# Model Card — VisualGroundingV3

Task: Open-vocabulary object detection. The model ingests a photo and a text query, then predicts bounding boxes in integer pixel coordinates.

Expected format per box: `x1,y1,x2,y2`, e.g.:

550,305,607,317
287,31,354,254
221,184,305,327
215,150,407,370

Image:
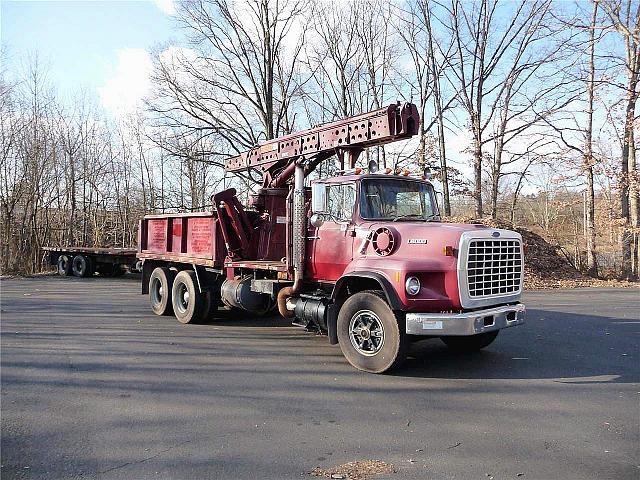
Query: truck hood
356,221,497,257
347,221,523,311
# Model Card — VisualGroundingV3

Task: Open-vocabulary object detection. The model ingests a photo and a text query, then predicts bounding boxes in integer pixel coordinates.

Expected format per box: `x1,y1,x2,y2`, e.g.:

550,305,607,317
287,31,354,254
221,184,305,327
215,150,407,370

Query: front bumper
405,303,525,336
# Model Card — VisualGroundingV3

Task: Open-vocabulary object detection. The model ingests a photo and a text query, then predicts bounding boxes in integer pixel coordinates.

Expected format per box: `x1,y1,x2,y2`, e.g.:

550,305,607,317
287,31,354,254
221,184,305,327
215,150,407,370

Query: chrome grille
467,239,522,297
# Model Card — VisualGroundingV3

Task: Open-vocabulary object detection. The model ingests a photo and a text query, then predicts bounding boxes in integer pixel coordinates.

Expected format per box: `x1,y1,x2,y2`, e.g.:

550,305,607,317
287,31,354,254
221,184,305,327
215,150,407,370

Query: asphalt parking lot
1,276,638,480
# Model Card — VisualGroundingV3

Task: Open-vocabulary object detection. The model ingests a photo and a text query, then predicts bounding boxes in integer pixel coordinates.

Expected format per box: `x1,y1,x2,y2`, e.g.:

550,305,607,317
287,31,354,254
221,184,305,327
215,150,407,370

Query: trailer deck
43,246,138,278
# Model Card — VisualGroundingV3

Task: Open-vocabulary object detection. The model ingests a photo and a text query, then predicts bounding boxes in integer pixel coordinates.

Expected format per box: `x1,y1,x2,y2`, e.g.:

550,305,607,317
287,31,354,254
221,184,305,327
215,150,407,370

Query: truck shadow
394,308,639,383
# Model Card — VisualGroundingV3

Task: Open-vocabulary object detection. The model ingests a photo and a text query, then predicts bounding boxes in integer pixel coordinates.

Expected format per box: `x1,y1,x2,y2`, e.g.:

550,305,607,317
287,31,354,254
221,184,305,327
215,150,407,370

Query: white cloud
99,48,152,116
152,0,176,15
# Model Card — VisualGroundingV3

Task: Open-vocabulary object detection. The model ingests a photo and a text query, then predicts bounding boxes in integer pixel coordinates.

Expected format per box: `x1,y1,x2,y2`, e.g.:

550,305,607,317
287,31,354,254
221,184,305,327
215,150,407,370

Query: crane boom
225,102,419,187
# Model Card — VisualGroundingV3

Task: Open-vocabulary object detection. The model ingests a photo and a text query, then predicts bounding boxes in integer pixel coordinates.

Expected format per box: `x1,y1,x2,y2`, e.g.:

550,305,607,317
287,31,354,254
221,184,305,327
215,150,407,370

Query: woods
1,0,638,279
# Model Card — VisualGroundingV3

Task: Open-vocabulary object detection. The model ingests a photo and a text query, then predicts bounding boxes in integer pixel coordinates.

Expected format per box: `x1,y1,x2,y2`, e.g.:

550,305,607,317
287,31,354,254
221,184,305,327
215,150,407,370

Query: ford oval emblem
492,231,500,237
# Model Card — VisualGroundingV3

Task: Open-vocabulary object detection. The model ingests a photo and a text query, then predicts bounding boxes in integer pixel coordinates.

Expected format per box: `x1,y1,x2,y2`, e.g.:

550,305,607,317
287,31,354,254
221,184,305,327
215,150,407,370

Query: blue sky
1,0,177,111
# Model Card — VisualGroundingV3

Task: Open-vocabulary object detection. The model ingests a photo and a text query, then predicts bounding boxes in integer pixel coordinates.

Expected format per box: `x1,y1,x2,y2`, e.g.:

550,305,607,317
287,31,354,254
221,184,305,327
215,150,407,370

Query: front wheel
337,291,408,373
441,330,499,352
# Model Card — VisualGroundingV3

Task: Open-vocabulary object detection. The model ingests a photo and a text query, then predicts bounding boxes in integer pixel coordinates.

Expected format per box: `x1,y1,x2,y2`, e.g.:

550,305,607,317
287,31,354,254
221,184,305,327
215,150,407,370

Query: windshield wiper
391,213,440,222
392,213,425,222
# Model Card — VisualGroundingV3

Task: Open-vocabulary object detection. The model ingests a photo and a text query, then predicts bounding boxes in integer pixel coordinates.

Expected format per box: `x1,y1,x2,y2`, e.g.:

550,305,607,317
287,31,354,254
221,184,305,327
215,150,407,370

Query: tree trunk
629,126,639,277
585,1,598,277
620,34,638,278
434,94,451,216
585,166,598,276
472,120,483,218
490,146,501,220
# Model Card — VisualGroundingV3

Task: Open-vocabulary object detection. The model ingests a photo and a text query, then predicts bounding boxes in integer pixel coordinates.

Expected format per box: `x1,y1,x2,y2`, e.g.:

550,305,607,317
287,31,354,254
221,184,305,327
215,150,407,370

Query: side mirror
312,183,328,213
309,213,325,228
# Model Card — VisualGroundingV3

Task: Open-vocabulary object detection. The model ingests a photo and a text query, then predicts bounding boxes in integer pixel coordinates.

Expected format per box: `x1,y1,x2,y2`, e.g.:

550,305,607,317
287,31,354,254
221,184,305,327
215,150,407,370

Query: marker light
405,276,421,296
443,245,454,256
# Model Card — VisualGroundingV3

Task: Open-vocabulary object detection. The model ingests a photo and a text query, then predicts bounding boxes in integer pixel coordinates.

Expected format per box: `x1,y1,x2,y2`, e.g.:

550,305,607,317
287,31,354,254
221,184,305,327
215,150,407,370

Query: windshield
360,178,440,221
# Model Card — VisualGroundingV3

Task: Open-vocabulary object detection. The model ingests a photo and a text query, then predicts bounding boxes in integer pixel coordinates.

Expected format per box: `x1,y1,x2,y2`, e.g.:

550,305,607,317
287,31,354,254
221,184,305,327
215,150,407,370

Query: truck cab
303,173,525,372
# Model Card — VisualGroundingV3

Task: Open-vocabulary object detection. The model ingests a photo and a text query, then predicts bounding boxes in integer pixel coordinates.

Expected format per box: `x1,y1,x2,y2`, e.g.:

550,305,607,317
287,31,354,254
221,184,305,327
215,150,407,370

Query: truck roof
317,174,431,185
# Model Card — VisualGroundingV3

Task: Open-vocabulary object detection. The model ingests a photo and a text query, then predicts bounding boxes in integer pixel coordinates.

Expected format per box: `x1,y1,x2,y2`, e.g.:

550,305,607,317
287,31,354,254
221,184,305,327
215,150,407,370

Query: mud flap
327,303,338,345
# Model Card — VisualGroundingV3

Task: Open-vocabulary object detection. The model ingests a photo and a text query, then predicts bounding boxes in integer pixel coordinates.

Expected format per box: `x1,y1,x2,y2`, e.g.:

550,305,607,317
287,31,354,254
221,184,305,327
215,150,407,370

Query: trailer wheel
337,291,408,373
149,267,175,316
112,265,126,277
171,270,209,324
100,264,125,277
57,255,72,276
97,264,115,277
441,331,499,352
72,255,94,278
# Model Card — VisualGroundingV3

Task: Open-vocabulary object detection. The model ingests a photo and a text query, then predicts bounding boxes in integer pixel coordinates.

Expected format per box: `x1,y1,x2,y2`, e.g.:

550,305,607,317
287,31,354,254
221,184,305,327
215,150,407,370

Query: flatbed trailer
43,246,139,278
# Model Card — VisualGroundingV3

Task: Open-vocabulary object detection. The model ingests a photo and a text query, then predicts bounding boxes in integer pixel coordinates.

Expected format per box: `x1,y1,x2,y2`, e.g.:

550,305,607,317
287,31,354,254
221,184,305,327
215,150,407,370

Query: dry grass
310,460,396,480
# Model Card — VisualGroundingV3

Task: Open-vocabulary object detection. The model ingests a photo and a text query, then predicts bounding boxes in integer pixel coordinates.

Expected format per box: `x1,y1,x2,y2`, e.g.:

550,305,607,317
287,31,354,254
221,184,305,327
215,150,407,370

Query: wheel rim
175,282,189,314
349,310,385,356
151,278,163,306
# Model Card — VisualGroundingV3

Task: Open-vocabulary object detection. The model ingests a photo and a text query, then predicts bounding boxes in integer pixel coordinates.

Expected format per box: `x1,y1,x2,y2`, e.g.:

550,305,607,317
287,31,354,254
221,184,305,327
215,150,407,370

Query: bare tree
395,0,455,214
355,0,398,168
443,0,573,218
305,1,364,120
150,0,307,157
600,0,639,278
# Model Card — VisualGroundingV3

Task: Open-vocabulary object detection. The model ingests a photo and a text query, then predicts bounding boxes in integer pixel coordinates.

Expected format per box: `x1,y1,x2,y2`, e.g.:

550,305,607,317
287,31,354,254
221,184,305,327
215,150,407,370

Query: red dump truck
137,103,525,373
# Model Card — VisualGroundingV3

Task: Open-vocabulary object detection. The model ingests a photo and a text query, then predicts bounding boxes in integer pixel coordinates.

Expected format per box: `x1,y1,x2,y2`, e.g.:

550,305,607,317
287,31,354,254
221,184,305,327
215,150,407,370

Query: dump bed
137,212,226,268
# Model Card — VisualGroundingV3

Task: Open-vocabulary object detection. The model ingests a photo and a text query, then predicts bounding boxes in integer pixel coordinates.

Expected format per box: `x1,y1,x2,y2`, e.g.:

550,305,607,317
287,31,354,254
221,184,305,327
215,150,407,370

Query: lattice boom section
467,239,523,297
224,103,419,173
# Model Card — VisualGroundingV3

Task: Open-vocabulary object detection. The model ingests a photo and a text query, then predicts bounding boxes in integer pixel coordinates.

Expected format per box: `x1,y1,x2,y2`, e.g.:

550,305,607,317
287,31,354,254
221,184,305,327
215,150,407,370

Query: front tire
441,330,499,352
171,270,209,324
149,267,175,316
337,291,408,373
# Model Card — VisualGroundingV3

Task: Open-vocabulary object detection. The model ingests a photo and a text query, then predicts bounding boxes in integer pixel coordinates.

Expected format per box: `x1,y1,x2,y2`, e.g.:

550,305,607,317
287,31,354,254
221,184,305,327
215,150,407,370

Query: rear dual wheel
149,267,175,316
71,255,94,278
171,270,211,324
57,255,72,276
149,268,211,324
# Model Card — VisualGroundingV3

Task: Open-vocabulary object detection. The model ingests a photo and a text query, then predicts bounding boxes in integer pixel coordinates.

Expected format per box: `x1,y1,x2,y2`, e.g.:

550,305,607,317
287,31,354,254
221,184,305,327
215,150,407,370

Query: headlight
405,276,420,296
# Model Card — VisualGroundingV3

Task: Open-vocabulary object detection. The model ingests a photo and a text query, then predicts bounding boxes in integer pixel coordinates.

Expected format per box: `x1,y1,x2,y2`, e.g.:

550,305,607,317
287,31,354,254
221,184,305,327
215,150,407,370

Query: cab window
326,183,356,222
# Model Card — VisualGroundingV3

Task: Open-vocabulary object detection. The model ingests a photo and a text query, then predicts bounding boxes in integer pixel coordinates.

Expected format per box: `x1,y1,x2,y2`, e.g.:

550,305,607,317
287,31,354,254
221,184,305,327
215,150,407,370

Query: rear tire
72,255,94,278
149,267,175,316
57,255,72,276
171,270,209,324
441,330,499,352
337,291,408,373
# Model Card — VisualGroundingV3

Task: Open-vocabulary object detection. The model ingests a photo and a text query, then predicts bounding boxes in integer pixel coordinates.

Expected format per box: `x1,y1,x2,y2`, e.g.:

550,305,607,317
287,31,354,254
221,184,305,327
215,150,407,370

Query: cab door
307,182,356,281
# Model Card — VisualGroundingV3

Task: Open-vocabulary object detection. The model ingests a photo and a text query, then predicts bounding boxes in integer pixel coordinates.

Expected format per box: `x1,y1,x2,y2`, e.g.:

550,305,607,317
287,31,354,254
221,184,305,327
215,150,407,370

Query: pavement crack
98,440,192,475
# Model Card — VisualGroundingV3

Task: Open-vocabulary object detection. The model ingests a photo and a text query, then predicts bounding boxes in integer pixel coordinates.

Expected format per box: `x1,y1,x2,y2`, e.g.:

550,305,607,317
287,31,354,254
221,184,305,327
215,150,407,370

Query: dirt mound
445,217,637,289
